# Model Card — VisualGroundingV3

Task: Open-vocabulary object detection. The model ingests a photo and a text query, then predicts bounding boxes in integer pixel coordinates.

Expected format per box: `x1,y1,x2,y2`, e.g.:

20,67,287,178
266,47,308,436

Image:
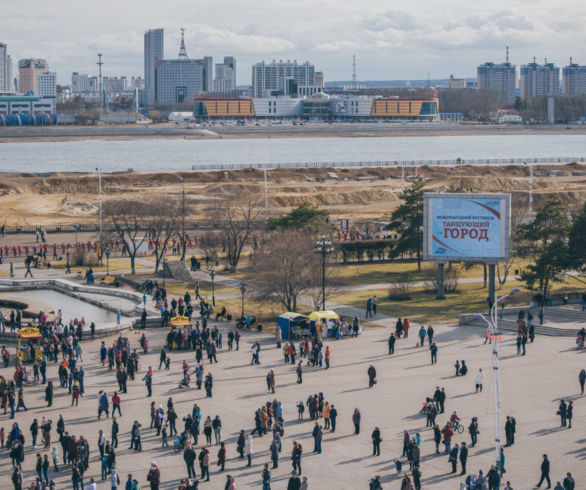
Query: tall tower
178,28,188,59
144,28,164,104
97,53,104,110
0,43,8,92
352,54,356,85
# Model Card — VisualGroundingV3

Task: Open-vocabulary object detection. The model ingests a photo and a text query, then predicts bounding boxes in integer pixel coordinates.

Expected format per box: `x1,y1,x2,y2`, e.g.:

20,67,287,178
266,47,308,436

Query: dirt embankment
1,163,585,226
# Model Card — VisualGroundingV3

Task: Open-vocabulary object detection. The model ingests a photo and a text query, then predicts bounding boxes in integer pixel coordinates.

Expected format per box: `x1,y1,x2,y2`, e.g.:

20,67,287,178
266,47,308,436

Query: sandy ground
0,317,584,489
1,123,586,143
1,163,586,227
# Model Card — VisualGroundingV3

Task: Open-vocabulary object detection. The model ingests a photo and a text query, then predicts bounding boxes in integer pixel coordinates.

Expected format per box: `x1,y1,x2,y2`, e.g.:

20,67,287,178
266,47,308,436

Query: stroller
173,432,188,452
178,373,191,389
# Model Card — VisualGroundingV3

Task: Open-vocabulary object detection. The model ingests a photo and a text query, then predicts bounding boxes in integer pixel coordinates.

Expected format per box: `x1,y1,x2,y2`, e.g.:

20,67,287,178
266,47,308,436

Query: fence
1,222,220,235
191,156,586,171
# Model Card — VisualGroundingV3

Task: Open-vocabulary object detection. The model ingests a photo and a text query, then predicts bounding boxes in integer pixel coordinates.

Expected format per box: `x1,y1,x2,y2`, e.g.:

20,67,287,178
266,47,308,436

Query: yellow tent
308,310,339,335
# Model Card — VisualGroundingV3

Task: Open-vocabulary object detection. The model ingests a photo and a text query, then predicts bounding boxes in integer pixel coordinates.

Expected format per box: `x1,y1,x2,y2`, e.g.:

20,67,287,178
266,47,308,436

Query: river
1,133,585,173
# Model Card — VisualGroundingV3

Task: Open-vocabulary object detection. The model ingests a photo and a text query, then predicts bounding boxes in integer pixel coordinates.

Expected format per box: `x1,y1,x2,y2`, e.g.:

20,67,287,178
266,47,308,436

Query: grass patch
329,278,584,324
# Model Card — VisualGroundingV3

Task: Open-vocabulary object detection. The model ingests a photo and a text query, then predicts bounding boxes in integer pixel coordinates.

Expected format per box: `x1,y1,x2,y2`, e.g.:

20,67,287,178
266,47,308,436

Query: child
161,424,168,448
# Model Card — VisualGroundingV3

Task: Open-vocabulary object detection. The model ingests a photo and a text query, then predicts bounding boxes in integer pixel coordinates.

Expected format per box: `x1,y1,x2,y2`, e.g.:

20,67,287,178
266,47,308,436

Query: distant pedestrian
367,365,376,387
475,369,485,393
352,408,361,434
536,454,551,489
430,343,438,364
579,369,585,395
388,334,395,355
371,427,382,456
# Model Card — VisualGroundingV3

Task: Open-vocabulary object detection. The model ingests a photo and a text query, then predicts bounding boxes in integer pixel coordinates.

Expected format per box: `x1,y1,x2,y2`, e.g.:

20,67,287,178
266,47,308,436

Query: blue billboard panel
423,193,511,262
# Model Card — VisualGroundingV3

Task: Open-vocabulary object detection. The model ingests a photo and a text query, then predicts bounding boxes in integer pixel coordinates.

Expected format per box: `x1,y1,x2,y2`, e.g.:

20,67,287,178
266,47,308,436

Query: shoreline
1,122,586,143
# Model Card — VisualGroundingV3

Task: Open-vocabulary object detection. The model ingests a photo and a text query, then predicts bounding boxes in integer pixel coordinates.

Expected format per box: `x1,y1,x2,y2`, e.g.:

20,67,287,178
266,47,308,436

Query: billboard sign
423,193,511,263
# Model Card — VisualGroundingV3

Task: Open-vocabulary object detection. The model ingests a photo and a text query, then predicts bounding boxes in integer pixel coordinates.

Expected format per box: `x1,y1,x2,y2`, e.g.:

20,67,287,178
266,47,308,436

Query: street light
162,258,168,288
209,268,216,306
474,287,520,475
395,160,404,193
74,224,79,245
239,282,247,320
105,247,111,276
523,161,533,218
314,234,334,311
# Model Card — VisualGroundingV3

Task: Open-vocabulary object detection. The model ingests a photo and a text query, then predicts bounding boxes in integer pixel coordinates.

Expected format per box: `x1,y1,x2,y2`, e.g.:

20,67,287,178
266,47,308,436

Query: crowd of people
0,275,583,490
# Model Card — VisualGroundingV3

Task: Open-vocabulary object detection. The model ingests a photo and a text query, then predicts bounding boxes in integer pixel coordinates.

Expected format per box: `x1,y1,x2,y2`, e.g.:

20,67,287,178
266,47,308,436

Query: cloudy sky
2,0,585,85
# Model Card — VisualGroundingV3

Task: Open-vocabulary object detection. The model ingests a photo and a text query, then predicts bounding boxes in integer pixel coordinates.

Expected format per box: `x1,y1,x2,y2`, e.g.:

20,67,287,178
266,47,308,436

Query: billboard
423,193,511,263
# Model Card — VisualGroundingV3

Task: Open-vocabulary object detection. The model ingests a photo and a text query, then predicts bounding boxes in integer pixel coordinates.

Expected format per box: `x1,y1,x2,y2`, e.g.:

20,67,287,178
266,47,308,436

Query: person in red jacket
441,423,454,454
147,461,160,490
112,392,122,416
403,318,410,338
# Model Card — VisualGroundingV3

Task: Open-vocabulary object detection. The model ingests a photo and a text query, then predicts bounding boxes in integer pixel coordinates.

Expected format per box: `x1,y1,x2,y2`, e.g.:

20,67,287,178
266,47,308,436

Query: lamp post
314,234,334,311
523,161,533,218
74,224,79,245
209,268,216,306
105,247,111,276
239,282,247,320
474,287,520,475
162,258,168,288
395,160,404,193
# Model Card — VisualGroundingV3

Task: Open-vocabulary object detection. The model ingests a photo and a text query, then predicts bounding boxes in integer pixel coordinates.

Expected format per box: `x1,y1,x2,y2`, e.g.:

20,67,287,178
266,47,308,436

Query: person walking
288,472,301,490
475,369,485,393
147,462,160,490
468,417,479,447
430,343,438,364
330,405,338,432
388,333,395,355
245,434,253,467
367,365,377,387
459,442,468,475
217,442,226,471
371,427,382,456
563,472,575,490
536,454,551,489
579,369,586,395
366,297,373,318
418,326,426,347
433,424,441,454
567,401,573,429
183,444,196,479
296,362,303,384
199,448,210,482
352,408,361,435
558,400,567,427
449,443,459,473
505,416,514,446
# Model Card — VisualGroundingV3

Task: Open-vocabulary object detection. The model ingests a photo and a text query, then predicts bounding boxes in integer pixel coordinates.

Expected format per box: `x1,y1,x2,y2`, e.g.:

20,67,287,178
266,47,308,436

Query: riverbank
1,121,586,142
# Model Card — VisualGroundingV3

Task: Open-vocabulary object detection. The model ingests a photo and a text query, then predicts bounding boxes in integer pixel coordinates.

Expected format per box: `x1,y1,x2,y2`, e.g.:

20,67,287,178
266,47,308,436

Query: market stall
167,316,191,350
309,310,340,338
17,327,43,362
277,313,310,340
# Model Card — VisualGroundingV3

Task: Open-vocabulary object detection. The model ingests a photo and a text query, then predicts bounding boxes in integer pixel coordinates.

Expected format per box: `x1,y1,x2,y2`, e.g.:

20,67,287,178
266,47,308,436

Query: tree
517,196,569,300
496,211,522,289
568,200,586,271
198,231,220,263
267,203,329,232
250,230,319,311
215,193,263,272
147,199,180,273
103,199,156,275
386,180,425,270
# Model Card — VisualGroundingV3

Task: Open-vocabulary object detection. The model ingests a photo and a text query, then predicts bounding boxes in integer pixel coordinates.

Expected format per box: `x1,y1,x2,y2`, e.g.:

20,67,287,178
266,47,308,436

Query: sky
2,0,585,85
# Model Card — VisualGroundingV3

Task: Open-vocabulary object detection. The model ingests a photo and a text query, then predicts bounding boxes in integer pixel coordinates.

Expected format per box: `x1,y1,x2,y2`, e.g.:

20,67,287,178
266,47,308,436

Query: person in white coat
245,435,253,467
475,369,485,393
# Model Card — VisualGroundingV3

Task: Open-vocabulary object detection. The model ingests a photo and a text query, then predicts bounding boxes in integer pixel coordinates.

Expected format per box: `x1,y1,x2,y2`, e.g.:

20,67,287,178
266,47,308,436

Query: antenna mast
178,28,188,59
97,53,104,111
352,54,356,85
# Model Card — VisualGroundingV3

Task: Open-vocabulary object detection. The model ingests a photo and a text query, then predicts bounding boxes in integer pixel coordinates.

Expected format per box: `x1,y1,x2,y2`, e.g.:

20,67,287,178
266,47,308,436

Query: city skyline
2,0,585,85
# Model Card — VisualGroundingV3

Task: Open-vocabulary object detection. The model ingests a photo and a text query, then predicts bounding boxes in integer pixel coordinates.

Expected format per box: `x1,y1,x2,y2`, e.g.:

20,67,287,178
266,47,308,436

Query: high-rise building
448,75,467,89
0,43,10,92
314,71,325,89
144,28,164,104
37,71,57,97
520,59,559,98
103,76,127,94
6,55,12,92
18,58,48,95
202,56,213,92
213,57,236,93
477,62,516,103
72,72,90,94
562,59,586,95
252,60,316,98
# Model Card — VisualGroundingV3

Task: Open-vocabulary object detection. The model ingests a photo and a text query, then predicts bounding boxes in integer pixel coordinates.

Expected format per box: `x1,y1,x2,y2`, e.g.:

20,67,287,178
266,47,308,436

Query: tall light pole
209,268,216,306
239,282,247,320
263,168,269,220
96,167,103,247
395,160,404,193
105,247,111,276
178,176,186,261
97,53,104,112
314,234,334,311
475,287,520,475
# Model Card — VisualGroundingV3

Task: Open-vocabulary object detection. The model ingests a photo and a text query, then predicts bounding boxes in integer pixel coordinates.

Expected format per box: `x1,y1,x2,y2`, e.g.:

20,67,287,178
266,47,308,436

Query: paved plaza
1,315,585,489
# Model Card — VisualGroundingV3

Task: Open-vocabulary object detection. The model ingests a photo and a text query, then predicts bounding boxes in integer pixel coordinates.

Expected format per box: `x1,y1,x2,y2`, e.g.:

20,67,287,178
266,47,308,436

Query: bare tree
198,230,220,263
147,198,180,273
103,199,156,275
496,212,522,289
215,193,264,272
250,230,319,311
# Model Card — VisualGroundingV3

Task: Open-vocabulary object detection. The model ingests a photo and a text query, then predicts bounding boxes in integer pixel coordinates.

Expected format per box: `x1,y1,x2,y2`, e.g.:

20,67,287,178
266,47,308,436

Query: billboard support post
436,263,445,299
488,264,496,311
